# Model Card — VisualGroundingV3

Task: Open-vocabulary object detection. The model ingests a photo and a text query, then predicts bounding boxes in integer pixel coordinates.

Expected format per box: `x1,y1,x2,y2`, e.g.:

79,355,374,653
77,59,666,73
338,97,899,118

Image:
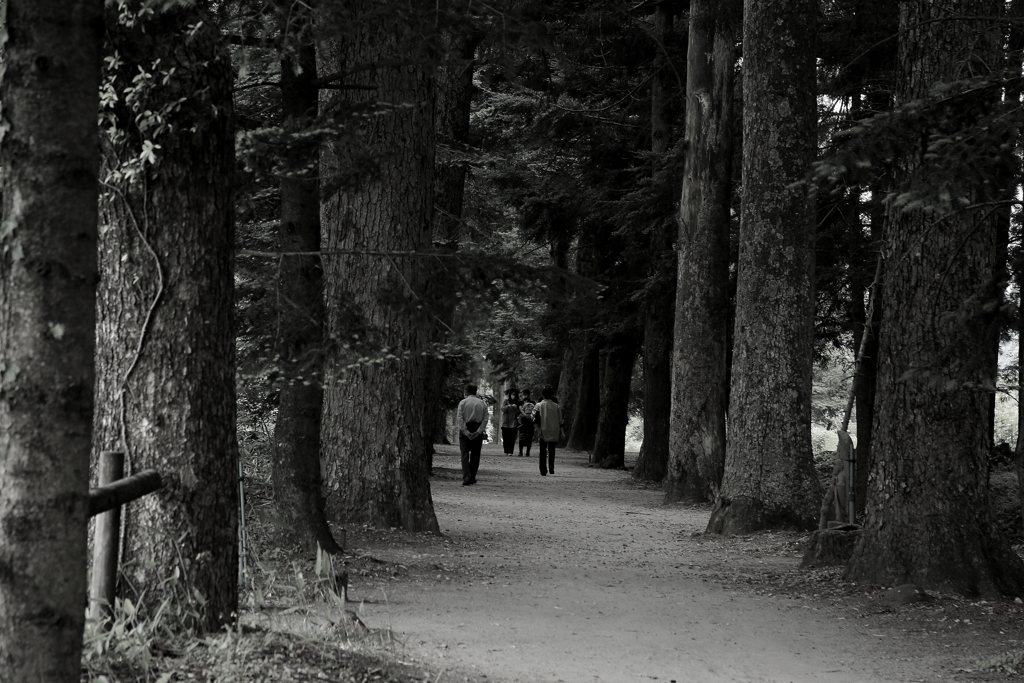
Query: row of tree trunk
2,0,243,676
663,0,1022,594
553,0,1024,597
6,6,1024,681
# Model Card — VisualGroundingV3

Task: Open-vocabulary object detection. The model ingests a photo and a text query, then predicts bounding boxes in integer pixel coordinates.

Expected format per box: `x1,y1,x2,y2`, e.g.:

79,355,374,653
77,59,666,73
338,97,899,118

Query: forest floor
121,443,1024,683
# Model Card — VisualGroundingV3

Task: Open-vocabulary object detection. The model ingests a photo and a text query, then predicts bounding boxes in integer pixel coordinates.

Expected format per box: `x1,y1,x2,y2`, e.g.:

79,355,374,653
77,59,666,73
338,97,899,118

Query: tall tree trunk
94,4,238,629
426,30,479,460
593,332,640,468
846,0,1024,597
665,0,739,503
852,185,887,509
270,24,341,556
434,32,477,250
634,3,678,483
319,8,440,532
1012,0,1024,540
557,336,584,445
1018,314,1024,536
850,272,881,511
706,0,821,533
563,227,608,450
544,235,572,393
567,339,602,452
990,191,1010,450
0,0,99,676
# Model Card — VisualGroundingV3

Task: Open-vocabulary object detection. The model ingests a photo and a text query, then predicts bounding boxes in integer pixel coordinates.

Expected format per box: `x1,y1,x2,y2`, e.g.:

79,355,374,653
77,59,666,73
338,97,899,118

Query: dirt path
341,443,1019,683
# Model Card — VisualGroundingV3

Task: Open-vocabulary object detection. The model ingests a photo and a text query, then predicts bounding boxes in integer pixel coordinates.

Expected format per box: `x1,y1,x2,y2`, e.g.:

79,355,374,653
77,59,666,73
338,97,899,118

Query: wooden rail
89,469,162,517
88,451,163,626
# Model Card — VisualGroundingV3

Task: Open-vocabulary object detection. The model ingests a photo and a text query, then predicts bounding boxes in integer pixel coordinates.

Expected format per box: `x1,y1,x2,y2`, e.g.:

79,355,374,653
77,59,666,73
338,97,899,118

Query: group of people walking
500,388,535,458
456,383,563,485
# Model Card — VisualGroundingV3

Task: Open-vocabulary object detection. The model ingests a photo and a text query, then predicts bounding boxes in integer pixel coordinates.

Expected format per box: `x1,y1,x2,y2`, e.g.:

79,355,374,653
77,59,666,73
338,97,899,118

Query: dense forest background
4,0,1024,679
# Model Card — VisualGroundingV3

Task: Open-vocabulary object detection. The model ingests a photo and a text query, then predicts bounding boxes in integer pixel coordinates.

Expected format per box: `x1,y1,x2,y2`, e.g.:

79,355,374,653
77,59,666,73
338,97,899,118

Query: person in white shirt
456,383,488,485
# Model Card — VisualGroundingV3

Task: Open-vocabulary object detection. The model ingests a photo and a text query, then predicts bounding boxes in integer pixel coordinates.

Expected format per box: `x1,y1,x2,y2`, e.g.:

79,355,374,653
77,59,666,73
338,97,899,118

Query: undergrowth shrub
82,571,204,682
83,544,380,682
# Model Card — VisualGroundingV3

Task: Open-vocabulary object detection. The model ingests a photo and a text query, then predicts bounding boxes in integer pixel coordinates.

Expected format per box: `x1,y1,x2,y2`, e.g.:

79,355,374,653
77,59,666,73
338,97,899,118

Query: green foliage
235,108,383,191
101,0,229,185
465,1,688,392
993,394,1018,449
810,348,859,476
226,0,577,413
818,0,897,103
815,72,1018,219
478,293,556,388
811,348,854,432
812,5,1023,381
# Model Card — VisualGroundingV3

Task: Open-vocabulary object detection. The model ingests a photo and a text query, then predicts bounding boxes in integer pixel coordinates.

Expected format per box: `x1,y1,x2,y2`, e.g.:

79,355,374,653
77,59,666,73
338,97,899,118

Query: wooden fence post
89,450,124,627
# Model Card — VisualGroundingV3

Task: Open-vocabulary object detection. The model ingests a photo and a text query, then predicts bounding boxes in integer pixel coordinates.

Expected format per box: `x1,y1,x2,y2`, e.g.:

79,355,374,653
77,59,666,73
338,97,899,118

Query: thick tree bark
990,200,1010,450
1018,438,1024,539
1011,301,1019,536
850,258,882,511
319,7,440,533
846,0,1024,597
557,337,584,445
638,294,674,480
434,32,478,250
1009,0,1024,539
634,3,678,483
593,331,640,468
425,31,479,461
544,236,572,394
271,28,341,556
93,5,238,630
707,0,821,533
567,339,602,452
665,0,738,503
0,0,99,676
851,189,887,509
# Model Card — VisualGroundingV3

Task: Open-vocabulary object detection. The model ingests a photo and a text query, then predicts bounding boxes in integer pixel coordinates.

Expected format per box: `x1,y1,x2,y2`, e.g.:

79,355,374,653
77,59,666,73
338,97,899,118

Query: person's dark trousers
518,425,534,457
460,422,483,484
539,438,555,475
460,434,483,483
501,427,517,454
